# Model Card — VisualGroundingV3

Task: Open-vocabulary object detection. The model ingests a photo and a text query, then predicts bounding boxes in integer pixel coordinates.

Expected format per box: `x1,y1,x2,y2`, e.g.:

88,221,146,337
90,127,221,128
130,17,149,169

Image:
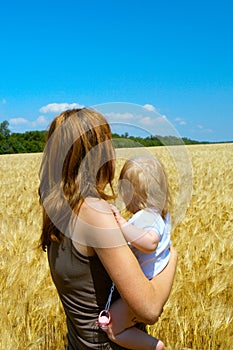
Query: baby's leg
107,298,164,350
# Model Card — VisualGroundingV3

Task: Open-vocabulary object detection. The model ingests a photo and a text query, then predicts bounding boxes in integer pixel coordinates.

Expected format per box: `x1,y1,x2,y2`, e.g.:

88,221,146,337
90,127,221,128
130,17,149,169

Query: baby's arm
111,205,159,254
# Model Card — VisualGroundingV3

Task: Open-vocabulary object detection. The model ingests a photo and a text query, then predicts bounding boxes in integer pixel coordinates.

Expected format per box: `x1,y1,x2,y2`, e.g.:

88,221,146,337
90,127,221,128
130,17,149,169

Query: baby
99,156,172,350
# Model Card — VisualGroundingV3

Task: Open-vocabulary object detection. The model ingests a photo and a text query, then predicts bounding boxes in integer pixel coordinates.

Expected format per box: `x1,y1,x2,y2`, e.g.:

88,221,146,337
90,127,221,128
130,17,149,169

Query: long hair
39,108,116,251
118,156,171,218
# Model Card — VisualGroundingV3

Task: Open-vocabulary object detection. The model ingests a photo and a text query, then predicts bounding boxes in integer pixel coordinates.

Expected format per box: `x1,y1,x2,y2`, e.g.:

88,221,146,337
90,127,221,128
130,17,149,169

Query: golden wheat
0,144,232,350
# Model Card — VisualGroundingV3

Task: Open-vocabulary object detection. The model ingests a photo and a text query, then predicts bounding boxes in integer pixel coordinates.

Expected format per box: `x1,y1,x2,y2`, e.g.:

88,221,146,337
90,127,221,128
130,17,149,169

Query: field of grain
0,143,232,350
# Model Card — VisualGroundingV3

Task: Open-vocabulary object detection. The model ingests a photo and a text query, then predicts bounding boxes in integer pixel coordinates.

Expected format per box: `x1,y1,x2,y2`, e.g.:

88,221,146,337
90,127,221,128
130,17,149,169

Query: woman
39,108,177,349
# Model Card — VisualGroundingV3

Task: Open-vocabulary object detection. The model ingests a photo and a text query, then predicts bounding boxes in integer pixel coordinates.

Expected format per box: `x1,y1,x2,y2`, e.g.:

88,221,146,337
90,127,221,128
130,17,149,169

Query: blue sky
0,0,232,142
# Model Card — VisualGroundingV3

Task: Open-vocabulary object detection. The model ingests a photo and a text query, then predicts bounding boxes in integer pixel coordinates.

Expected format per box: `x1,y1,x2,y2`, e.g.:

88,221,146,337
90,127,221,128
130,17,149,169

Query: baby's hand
110,205,127,227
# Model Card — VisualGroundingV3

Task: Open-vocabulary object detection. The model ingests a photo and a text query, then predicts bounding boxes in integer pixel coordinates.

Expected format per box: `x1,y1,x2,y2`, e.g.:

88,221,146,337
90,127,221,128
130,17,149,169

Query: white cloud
9,115,48,131
2,98,7,104
140,116,153,126
174,117,187,125
197,124,213,133
10,117,28,125
31,115,48,127
143,104,156,112
105,110,170,132
105,112,134,121
36,115,47,124
140,115,169,128
159,115,168,120
40,102,84,114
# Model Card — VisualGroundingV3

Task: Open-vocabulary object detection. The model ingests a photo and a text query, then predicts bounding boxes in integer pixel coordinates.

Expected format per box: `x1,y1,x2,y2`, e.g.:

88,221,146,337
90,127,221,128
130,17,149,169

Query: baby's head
118,156,170,217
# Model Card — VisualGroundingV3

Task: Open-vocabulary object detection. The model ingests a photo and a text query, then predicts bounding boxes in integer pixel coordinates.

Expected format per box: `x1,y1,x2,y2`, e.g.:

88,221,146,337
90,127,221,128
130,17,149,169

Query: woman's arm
149,245,178,322
79,199,178,325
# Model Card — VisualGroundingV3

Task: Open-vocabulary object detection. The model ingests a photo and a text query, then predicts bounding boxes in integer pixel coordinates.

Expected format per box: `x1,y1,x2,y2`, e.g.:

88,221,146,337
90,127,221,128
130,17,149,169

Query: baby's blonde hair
118,156,171,218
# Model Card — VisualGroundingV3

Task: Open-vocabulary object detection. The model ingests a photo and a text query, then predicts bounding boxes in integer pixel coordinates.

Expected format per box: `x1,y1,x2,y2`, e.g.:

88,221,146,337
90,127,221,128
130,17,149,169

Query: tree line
0,121,47,154
0,120,207,154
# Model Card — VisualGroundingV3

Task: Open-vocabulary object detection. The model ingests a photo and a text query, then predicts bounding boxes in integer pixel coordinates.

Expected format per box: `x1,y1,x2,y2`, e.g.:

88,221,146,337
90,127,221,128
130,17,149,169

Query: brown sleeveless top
47,237,128,349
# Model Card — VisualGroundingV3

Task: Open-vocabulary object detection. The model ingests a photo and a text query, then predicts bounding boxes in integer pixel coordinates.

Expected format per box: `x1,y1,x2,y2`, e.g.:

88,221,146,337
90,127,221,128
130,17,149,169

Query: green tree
0,120,10,139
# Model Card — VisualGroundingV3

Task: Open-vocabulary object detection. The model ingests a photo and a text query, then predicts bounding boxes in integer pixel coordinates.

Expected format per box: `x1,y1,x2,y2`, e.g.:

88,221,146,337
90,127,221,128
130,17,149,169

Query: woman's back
48,237,125,349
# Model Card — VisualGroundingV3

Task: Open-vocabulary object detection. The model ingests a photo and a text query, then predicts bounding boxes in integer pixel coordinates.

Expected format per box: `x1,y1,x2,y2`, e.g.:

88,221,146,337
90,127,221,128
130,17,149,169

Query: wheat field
0,143,232,350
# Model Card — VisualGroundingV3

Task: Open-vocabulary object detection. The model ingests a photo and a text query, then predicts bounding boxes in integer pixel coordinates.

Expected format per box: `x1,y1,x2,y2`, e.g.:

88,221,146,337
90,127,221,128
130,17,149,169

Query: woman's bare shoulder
79,197,114,228
83,197,112,212
76,197,125,248
81,197,112,219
